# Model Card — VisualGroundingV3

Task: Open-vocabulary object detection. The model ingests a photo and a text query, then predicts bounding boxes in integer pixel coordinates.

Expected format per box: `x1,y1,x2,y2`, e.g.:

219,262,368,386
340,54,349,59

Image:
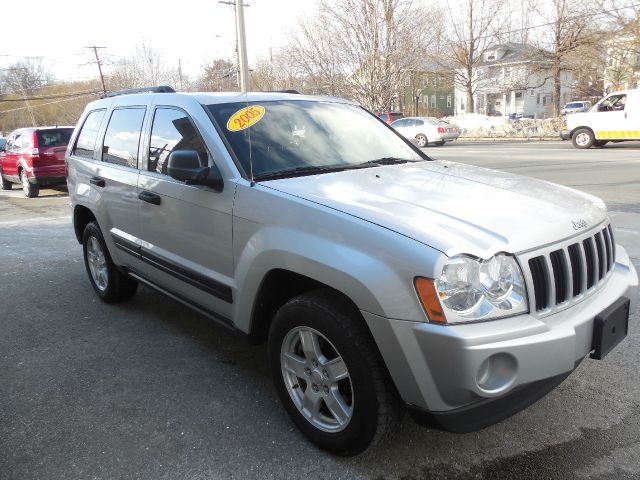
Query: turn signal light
414,277,446,324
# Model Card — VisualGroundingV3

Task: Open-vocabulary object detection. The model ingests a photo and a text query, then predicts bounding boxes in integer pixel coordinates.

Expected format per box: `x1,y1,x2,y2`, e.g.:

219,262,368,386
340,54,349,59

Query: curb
457,137,562,142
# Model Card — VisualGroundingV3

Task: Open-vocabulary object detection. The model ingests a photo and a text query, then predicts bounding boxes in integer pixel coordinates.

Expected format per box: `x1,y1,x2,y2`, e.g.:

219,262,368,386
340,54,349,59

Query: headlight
416,254,528,324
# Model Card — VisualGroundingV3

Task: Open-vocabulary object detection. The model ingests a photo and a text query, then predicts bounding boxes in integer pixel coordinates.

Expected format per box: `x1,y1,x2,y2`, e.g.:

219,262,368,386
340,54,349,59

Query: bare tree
197,58,238,91
106,41,180,90
0,59,54,94
601,1,639,90
251,50,301,92
532,0,602,115
443,0,508,113
282,0,439,112
284,16,347,96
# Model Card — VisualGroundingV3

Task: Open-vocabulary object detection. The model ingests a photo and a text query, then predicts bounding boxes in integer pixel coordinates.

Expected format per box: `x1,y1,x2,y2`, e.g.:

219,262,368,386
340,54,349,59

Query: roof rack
101,86,175,99
268,89,300,94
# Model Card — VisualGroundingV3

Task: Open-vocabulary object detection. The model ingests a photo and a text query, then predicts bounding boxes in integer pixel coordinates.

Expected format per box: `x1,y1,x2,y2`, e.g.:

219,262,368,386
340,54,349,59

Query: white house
454,43,575,118
604,33,640,93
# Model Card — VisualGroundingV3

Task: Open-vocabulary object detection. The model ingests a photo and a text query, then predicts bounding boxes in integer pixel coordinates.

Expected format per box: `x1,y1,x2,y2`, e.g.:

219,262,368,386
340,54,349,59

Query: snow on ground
443,113,564,138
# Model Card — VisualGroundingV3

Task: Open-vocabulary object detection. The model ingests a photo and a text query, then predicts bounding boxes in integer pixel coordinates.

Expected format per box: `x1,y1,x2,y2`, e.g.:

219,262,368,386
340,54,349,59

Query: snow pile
444,114,564,138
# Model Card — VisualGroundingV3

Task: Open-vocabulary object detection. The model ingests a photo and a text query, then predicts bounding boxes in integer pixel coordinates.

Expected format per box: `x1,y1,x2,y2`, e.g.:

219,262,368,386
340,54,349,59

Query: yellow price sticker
226,105,266,132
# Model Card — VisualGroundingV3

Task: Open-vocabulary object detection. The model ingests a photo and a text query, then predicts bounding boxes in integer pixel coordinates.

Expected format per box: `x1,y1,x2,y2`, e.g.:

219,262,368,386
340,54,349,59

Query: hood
566,111,592,129
264,160,607,258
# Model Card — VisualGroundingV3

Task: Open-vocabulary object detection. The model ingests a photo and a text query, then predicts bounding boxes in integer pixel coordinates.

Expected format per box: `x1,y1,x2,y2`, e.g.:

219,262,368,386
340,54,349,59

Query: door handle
138,190,161,205
90,176,105,187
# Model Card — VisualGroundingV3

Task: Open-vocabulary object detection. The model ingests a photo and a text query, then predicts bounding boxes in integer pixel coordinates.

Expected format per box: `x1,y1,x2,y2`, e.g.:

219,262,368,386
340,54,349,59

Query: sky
0,0,313,83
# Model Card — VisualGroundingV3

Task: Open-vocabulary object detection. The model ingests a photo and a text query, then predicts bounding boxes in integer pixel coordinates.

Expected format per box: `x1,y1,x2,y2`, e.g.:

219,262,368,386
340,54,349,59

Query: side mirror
167,150,224,192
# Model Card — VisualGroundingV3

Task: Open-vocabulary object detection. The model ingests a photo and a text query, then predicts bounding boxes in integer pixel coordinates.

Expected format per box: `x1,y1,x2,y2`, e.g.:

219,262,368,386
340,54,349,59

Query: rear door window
148,107,209,175
73,110,106,159
38,129,73,148
102,107,146,168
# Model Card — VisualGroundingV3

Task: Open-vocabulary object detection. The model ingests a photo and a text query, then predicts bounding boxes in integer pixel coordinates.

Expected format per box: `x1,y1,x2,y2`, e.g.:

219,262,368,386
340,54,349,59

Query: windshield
207,100,424,179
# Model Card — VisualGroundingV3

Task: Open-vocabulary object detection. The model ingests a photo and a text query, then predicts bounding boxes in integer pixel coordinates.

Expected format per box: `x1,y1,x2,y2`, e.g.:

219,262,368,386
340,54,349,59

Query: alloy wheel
86,236,109,291
280,326,354,432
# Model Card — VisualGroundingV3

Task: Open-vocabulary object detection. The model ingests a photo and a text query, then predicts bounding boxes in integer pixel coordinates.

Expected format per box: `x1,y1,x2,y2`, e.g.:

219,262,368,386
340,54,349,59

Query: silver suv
67,87,638,456
561,100,593,115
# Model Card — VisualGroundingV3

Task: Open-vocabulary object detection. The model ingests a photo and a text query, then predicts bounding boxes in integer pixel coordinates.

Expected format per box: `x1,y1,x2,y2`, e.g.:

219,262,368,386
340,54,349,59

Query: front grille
526,225,616,312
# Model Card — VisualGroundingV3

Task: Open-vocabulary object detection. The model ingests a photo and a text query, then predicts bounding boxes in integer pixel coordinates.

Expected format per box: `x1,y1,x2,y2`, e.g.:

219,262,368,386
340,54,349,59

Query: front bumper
363,245,637,424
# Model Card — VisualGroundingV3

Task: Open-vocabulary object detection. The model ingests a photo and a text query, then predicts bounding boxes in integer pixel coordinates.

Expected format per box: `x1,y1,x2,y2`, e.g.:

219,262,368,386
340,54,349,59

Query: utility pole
84,46,107,94
235,0,250,92
178,58,184,90
218,1,251,92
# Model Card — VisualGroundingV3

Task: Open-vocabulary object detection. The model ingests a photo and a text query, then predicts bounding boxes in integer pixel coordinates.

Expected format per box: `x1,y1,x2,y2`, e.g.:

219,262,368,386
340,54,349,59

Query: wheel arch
247,268,365,344
73,204,97,244
570,125,595,139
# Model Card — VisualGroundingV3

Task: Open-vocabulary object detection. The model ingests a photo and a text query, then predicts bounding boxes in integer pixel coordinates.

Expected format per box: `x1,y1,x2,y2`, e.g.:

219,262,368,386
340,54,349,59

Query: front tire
20,170,39,198
82,221,138,303
1,174,12,190
572,128,595,149
268,289,401,456
415,134,428,148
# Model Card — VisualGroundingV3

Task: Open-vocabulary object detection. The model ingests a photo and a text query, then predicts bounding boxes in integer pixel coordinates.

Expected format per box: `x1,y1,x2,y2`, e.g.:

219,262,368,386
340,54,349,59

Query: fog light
476,353,518,393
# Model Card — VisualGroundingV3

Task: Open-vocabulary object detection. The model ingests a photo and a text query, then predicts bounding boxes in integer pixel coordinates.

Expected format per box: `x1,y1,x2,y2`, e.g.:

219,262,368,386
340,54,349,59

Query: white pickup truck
562,88,640,148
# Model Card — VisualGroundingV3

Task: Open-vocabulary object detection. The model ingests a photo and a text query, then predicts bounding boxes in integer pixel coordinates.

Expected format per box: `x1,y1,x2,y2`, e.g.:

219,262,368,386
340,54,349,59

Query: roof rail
101,85,175,99
268,89,300,94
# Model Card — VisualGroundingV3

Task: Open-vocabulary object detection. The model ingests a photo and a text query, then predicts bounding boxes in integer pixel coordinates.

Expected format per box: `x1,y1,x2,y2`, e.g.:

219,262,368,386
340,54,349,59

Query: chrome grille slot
528,256,550,311
602,227,612,271
594,232,606,280
567,243,583,297
583,238,596,289
550,250,569,304
608,224,616,266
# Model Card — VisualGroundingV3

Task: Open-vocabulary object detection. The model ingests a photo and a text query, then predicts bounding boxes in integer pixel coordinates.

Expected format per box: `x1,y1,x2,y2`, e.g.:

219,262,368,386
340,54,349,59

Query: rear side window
102,107,146,168
38,129,73,148
149,108,208,175
74,110,106,159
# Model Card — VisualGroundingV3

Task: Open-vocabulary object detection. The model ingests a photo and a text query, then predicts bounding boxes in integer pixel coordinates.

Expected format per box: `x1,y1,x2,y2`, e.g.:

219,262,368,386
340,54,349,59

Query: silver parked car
561,100,593,115
391,116,460,147
66,87,638,456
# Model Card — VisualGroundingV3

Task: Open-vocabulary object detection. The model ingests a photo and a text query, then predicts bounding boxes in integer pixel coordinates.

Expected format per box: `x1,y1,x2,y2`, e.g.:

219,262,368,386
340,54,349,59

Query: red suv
0,127,74,197
378,112,404,124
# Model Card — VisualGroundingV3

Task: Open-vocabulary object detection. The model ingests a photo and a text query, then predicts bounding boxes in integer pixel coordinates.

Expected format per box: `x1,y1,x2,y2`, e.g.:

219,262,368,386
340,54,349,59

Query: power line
0,91,101,114
0,89,103,103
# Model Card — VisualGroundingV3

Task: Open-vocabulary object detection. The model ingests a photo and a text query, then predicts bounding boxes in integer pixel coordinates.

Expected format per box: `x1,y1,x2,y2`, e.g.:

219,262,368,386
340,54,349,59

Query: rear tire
1,174,12,190
20,170,39,198
82,221,138,303
268,289,402,456
572,128,595,149
415,134,428,148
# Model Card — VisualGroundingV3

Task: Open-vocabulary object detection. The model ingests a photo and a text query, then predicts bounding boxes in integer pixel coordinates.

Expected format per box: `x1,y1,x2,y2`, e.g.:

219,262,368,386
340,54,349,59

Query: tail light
437,127,445,133
30,132,40,159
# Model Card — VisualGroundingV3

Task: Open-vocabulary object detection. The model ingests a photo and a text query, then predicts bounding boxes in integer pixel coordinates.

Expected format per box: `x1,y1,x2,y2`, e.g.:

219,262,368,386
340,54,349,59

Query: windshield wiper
360,157,415,166
253,164,367,182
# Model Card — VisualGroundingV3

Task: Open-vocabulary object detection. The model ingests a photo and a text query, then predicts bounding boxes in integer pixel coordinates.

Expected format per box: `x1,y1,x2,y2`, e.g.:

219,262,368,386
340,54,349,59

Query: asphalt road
1,141,639,480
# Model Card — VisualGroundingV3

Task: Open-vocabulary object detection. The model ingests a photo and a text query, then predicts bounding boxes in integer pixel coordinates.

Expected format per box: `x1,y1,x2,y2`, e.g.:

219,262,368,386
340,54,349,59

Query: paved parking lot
1,141,639,480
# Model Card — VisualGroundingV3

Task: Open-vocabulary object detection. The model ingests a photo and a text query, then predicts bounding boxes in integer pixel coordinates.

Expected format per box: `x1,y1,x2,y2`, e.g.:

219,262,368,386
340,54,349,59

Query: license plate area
590,297,630,360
